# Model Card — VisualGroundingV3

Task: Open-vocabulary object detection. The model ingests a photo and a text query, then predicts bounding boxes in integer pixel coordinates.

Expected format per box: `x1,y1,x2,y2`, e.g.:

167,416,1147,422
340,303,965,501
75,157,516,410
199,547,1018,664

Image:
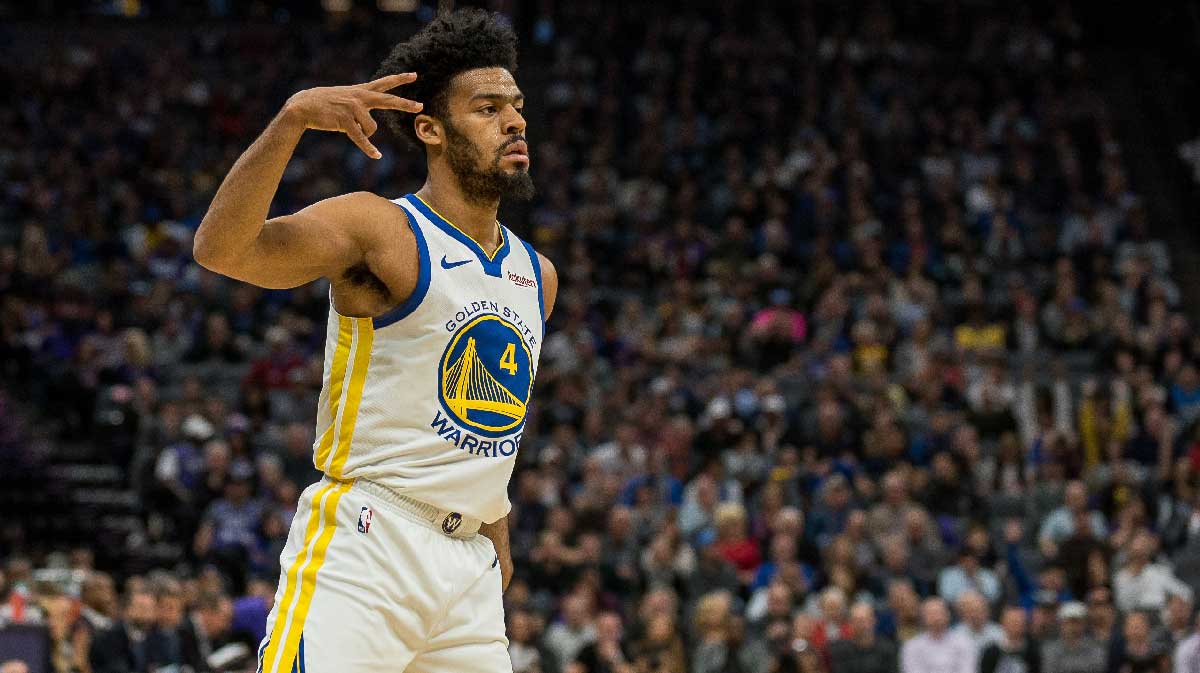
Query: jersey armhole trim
521,238,545,336
372,201,430,329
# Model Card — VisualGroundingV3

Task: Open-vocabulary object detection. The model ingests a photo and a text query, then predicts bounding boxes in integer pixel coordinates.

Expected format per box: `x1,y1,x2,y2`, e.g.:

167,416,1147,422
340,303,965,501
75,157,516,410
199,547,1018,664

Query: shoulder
533,249,558,319
306,191,403,225
536,250,557,285
326,191,415,242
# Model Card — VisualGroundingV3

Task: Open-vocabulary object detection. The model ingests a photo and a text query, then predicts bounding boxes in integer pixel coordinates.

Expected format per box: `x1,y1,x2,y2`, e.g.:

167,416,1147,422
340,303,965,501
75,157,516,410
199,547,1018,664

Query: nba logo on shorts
358,506,373,534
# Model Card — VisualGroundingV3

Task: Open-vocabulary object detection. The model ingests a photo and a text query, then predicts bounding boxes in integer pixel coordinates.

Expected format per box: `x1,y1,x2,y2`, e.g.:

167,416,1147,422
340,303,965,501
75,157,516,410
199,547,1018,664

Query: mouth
502,141,529,163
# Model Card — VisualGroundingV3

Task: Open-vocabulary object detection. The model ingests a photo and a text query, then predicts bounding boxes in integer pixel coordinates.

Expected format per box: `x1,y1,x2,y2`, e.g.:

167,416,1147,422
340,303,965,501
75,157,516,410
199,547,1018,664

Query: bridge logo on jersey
437,314,533,438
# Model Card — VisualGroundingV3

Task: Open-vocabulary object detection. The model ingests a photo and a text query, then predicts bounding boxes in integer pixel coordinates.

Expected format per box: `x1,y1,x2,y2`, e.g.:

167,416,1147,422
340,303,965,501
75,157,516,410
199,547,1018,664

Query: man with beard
89,588,170,673
194,9,556,673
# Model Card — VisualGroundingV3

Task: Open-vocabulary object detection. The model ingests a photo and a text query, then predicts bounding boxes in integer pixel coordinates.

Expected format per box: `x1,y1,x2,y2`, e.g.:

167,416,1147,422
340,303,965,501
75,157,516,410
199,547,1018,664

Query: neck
419,173,501,251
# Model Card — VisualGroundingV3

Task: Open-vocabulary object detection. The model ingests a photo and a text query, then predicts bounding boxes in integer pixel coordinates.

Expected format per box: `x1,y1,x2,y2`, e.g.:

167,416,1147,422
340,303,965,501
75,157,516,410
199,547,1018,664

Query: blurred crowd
3,2,1200,673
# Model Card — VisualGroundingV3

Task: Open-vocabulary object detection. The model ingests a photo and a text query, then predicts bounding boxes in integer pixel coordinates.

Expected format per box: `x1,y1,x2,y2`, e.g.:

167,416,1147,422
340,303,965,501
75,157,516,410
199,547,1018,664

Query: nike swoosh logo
440,255,473,269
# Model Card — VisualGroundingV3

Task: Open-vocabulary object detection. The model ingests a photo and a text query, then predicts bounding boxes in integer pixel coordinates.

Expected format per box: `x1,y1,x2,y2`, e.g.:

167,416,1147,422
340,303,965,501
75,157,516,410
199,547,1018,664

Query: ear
414,114,443,148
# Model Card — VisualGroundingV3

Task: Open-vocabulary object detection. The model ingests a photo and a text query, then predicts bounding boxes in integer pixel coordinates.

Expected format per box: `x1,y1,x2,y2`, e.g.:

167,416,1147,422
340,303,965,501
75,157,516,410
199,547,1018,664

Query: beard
443,120,536,205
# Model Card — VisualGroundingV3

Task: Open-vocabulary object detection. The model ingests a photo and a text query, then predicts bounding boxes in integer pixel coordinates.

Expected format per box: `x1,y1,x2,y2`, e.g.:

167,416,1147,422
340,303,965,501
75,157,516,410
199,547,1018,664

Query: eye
481,105,497,115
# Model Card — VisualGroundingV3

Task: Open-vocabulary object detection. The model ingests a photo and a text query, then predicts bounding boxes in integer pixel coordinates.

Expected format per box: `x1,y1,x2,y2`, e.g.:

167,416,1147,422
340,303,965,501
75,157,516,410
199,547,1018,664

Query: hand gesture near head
283,73,423,159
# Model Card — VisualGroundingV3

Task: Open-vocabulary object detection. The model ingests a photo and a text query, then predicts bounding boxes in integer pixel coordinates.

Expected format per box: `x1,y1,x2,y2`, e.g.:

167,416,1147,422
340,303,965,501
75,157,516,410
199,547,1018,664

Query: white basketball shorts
255,476,510,672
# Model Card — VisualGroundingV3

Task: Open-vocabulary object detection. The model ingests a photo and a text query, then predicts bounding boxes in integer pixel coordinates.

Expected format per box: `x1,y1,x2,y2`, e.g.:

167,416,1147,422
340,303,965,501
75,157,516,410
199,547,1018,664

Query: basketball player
193,9,554,672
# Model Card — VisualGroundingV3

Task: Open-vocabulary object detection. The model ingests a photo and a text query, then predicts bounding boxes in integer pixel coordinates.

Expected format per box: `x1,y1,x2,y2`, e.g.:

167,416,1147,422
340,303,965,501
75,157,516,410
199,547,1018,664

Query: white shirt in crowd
901,629,977,673
1174,632,1200,673
1114,562,1191,612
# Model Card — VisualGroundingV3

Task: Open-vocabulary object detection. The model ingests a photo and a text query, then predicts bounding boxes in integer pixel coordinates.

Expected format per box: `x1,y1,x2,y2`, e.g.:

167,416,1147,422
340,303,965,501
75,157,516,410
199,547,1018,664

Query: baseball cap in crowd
182,414,215,442
1058,601,1087,620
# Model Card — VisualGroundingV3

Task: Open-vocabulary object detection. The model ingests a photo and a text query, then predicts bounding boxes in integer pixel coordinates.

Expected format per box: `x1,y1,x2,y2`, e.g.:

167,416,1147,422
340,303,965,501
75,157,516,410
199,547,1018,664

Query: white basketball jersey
309,193,545,524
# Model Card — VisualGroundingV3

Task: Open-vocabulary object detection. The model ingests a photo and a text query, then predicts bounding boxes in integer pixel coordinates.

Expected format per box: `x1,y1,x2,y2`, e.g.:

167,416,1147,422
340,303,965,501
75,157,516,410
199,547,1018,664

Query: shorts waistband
332,476,482,540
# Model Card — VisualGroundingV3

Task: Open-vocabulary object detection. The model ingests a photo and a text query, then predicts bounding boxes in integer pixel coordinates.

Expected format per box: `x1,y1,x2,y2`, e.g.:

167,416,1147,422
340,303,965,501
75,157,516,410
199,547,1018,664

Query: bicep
220,194,368,289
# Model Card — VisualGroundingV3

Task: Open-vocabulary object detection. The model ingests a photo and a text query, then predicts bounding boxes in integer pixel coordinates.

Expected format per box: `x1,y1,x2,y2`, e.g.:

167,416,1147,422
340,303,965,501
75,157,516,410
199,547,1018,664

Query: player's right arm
193,73,423,288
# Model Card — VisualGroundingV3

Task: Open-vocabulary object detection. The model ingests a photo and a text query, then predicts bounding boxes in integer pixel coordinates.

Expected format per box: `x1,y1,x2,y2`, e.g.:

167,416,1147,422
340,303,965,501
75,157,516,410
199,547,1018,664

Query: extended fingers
363,91,423,113
361,72,418,92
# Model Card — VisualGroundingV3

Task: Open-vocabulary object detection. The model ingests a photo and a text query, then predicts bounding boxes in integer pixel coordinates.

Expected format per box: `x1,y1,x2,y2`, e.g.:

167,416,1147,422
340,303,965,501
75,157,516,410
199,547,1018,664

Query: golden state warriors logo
438,314,534,438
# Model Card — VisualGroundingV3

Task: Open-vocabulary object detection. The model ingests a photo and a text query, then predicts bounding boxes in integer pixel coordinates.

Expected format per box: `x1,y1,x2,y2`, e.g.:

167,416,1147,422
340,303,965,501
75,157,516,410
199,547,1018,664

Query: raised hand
281,73,423,159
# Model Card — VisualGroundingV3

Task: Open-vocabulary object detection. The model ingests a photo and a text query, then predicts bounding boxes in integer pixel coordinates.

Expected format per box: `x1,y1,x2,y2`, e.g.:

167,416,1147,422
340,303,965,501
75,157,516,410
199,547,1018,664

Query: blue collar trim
406,194,510,278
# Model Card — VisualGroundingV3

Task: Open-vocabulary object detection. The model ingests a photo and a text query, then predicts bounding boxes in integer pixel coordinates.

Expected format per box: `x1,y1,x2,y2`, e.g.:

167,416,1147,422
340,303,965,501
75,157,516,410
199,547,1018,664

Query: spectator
1115,530,1191,613
809,474,855,548
980,605,1041,673
1175,614,1200,673
193,463,264,594
1111,611,1169,673
867,471,925,541
686,529,741,601
1087,587,1121,644
810,586,853,654
1042,601,1107,673
544,593,596,669
89,588,169,673
690,591,742,673
712,503,762,585
1039,480,1108,552
828,601,898,673
678,475,721,539
951,590,1004,652
937,547,1002,606
1158,591,1194,651
571,611,630,673
900,598,977,673
590,421,647,479
879,579,923,645
508,610,546,673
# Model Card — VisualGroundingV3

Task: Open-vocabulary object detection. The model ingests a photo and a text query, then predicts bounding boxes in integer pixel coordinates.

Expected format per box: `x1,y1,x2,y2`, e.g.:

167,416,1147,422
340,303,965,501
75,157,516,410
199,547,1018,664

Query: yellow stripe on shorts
262,481,345,673
328,318,373,479
271,480,351,671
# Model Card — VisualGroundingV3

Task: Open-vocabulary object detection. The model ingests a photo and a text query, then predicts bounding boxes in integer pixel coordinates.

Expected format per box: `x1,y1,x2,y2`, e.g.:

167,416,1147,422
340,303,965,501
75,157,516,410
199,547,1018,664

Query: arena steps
34,458,150,568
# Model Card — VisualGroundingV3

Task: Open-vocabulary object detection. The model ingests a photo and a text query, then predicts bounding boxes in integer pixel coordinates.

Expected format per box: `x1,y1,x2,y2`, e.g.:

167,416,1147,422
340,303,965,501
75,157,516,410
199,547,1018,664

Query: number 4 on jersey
499,343,518,374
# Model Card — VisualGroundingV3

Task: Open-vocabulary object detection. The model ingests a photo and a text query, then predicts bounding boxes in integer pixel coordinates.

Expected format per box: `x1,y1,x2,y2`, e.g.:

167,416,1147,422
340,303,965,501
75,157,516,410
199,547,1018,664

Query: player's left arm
480,516,514,592
483,254,555,593
538,252,558,321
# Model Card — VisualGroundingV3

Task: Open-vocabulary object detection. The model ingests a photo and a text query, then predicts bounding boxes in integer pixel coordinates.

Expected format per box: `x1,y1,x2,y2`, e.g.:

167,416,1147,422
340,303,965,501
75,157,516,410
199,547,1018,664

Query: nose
503,106,526,136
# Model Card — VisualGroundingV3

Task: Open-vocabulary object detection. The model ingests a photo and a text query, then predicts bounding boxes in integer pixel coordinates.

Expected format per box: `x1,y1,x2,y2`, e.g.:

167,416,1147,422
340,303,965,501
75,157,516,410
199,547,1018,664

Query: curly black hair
373,8,518,150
